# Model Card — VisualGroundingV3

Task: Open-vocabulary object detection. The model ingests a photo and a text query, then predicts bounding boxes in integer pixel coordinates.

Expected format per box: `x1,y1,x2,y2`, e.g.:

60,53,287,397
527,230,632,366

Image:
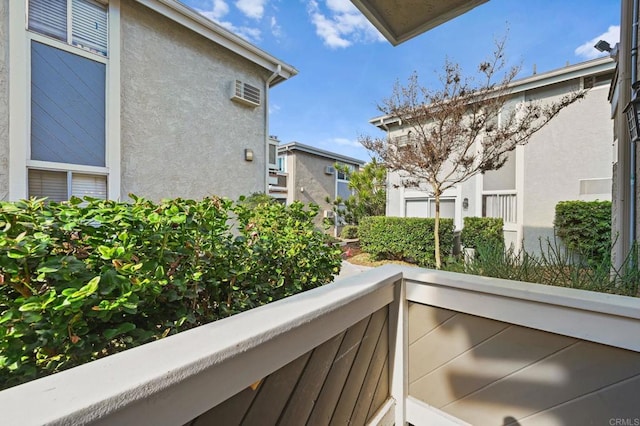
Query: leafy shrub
359,216,454,267
554,200,611,265
340,225,359,239
461,217,504,249
0,196,341,389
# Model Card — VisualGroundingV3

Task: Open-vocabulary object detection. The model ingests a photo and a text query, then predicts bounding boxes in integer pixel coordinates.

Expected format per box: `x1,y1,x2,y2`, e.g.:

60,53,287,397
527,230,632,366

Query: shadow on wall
521,226,558,255
407,304,640,424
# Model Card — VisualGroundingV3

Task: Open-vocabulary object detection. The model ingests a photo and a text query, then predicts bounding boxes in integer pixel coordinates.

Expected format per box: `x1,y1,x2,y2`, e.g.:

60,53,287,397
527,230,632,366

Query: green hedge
359,216,454,267
554,200,612,265
0,196,341,389
340,225,359,239
461,217,504,249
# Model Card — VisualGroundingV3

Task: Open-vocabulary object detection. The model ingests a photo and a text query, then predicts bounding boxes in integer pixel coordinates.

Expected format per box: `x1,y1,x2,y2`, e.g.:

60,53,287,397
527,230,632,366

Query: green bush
461,217,504,249
340,225,359,239
0,196,341,389
554,200,611,265
359,216,454,267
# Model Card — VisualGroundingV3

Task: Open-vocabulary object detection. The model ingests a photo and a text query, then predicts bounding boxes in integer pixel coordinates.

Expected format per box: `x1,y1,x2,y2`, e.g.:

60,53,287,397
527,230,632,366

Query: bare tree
360,39,585,269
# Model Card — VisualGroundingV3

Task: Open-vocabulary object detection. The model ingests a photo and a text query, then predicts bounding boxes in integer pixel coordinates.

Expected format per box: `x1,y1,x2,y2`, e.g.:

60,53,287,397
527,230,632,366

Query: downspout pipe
264,65,282,194
631,0,638,252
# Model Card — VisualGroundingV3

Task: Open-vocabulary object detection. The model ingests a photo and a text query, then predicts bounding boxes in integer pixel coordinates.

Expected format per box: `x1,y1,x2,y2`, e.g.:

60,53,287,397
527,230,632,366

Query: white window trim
481,190,518,229
27,0,109,58
404,197,456,219
9,0,121,201
28,168,108,201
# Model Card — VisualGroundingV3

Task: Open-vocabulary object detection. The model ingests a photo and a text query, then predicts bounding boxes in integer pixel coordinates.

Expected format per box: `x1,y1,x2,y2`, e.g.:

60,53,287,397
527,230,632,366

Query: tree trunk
434,188,441,269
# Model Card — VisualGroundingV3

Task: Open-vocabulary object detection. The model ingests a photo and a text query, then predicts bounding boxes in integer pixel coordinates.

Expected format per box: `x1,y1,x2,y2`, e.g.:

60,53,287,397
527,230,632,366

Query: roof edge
369,57,616,128
135,0,298,86
278,142,366,165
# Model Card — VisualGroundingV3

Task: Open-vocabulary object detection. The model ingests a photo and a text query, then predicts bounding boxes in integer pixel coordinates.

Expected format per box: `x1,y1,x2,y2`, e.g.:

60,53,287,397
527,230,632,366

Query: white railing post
389,277,408,425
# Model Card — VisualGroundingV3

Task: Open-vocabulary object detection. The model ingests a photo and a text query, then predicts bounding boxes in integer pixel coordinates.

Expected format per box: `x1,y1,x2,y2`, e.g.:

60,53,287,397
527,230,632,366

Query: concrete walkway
336,260,372,280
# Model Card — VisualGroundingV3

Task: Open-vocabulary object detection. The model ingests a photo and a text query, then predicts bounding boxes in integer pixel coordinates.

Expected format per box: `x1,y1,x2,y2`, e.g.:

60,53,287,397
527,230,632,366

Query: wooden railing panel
367,355,390,421
408,303,456,344
242,352,312,425
331,307,388,424
407,302,640,425
190,306,392,426
278,332,345,424
351,315,389,424
408,304,509,384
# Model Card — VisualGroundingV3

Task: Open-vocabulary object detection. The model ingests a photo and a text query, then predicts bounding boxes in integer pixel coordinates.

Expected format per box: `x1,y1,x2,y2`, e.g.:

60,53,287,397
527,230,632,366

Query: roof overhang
369,57,616,130
350,0,489,46
278,142,366,166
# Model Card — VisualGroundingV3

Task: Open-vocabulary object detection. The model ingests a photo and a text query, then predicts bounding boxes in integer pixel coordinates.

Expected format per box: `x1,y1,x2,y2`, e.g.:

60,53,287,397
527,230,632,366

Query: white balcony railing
2,265,640,425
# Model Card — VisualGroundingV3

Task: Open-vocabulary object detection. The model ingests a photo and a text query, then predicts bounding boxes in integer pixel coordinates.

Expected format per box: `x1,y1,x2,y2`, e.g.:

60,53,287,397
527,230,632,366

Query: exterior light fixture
244,148,254,161
462,198,469,209
594,40,618,58
594,40,612,52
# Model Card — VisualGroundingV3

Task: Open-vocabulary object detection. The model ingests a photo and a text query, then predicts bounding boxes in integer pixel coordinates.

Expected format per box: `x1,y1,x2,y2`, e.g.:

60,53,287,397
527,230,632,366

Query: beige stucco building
376,58,615,253
0,0,297,203
271,141,365,233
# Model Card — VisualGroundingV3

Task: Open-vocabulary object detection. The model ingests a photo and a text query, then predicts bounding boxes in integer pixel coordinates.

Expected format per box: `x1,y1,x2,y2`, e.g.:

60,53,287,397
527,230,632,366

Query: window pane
31,41,106,167
28,169,68,202
483,194,517,223
72,173,107,199
429,199,455,219
28,0,68,42
337,181,351,200
268,143,277,166
72,0,108,55
405,200,428,218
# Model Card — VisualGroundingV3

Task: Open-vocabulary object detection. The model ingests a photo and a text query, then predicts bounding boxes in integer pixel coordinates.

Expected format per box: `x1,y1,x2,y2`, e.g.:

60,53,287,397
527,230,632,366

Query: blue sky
180,0,621,162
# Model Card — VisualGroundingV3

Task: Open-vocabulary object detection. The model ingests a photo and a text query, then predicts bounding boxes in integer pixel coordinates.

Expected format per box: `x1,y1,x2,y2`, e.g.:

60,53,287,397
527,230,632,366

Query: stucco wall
521,84,613,253
0,0,9,200
120,0,269,201
290,151,338,229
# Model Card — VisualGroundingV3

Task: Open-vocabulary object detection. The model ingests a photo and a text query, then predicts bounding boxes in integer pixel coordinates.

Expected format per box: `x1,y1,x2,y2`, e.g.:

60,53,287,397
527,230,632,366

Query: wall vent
231,80,261,107
325,166,335,175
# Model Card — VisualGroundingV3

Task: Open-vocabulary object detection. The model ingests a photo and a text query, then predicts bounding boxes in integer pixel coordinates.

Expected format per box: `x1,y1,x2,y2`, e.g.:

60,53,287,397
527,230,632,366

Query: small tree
360,39,585,269
326,159,387,225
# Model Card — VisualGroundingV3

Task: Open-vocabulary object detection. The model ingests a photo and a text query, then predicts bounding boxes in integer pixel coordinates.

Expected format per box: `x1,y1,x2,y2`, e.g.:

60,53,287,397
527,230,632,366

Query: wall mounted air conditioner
325,166,335,175
324,210,335,219
231,80,261,107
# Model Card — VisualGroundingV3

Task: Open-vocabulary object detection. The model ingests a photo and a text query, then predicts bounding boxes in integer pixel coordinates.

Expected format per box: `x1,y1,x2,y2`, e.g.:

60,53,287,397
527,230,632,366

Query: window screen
28,169,68,202
72,0,108,55
29,169,107,201
28,0,108,55
28,0,67,42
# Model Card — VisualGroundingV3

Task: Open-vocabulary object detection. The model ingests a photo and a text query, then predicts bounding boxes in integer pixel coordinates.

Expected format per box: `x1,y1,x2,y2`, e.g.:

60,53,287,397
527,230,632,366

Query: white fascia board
278,142,367,166
134,0,298,86
368,57,616,129
507,57,615,94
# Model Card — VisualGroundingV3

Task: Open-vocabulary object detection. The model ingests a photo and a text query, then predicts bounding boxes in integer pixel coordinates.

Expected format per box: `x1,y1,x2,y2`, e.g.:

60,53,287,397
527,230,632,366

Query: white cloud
221,23,261,42
575,25,620,60
236,0,267,20
269,103,281,115
195,1,261,43
307,0,385,49
270,16,282,38
197,0,230,21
